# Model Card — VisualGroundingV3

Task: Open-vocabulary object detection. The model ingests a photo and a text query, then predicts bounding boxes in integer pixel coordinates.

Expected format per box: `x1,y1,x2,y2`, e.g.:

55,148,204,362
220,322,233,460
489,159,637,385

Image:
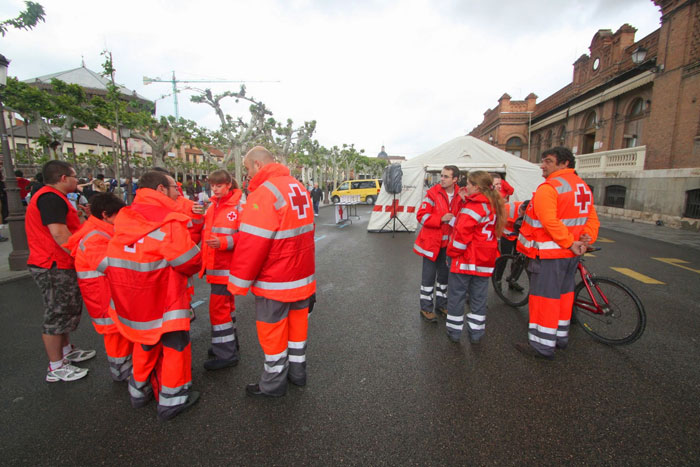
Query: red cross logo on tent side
373,202,416,216
574,184,592,213
288,184,310,219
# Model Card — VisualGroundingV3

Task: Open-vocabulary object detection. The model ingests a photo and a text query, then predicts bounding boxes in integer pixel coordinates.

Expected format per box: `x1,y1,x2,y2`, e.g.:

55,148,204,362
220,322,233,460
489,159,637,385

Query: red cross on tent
373,200,416,218
575,184,592,213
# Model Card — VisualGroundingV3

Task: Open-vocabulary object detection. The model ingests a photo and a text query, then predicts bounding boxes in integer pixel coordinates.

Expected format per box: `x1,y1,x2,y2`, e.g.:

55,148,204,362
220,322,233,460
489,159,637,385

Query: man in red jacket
228,146,316,398
101,170,202,421
413,165,462,322
25,161,96,383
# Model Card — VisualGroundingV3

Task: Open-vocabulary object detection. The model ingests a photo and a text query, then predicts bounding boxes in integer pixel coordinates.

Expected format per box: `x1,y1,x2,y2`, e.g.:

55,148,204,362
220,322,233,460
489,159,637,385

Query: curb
0,271,31,285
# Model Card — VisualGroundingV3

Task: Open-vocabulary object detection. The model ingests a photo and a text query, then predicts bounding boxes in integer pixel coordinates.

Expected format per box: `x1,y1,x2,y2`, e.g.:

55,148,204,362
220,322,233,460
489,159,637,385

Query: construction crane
143,71,279,119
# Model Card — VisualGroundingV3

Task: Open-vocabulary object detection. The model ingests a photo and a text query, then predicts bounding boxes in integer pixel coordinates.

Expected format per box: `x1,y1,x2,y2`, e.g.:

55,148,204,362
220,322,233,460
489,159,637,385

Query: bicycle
491,248,646,345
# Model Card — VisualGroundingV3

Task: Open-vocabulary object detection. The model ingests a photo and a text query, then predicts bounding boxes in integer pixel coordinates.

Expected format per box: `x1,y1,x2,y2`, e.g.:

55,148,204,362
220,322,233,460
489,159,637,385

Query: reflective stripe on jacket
102,188,202,344
198,189,242,284
228,163,316,302
64,216,117,334
517,168,600,259
26,185,81,269
413,184,463,261
446,192,499,277
502,201,523,241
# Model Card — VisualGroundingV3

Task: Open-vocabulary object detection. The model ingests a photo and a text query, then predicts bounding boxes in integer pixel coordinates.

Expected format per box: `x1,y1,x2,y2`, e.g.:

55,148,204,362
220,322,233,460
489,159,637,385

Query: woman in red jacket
445,171,505,344
198,169,243,370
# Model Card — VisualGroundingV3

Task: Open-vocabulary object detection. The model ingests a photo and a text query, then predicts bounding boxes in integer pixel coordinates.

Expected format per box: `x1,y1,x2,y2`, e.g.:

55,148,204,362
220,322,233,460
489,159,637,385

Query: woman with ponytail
445,171,505,344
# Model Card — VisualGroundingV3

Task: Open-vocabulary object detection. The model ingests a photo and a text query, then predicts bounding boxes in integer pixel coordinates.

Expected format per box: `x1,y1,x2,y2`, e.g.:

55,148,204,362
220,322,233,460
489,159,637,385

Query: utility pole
143,72,279,120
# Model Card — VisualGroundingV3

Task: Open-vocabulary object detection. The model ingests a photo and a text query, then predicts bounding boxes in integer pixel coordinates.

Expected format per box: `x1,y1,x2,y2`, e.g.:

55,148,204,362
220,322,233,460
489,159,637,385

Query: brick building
470,0,700,230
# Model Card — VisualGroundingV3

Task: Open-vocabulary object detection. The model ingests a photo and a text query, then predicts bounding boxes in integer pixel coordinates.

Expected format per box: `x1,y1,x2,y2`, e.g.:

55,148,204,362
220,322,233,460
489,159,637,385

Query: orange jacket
198,189,243,284
64,216,117,335
413,184,463,260
499,179,514,202
502,201,524,241
517,168,599,259
100,188,202,344
228,163,316,302
447,192,499,276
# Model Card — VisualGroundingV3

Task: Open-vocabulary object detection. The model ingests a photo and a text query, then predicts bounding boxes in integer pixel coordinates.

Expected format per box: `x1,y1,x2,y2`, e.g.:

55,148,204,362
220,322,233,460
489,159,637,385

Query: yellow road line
596,237,615,243
610,267,665,284
584,253,596,257
652,257,700,274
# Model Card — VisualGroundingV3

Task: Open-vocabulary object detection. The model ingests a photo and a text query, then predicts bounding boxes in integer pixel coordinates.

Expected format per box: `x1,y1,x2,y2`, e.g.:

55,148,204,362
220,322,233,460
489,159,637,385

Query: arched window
544,130,552,149
505,137,524,157
685,189,700,219
604,185,626,208
624,98,645,148
557,125,566,145
582,111,597,154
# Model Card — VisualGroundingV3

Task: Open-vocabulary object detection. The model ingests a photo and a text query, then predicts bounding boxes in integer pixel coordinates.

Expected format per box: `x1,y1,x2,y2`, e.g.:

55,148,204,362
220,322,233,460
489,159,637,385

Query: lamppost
120,127,133,204
0,53,29,270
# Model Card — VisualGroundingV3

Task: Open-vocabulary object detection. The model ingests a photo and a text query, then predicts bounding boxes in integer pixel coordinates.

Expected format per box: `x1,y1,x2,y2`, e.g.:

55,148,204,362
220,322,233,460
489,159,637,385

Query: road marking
314,235,326,243
191,300,206,308
652,257,700,274
584,253,596,257
610,267,665,284
596,237,615,243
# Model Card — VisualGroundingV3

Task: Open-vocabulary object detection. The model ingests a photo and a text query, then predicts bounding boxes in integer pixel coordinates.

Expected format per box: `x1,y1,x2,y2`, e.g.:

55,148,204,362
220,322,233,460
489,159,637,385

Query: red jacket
517,169,599,259
26,185,81,269
228,163,316,302
447,192,499,277
64,216,117,335
17,177,30,199
413,184,463,261
100,188,202,344
198,189,242,284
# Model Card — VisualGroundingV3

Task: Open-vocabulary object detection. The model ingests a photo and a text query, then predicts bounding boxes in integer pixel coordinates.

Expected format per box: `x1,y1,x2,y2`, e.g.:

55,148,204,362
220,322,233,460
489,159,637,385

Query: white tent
368,135,542,232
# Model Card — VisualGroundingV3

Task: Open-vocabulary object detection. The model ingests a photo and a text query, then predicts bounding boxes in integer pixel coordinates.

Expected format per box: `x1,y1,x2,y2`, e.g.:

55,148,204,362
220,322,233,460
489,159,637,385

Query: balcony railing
575,146,646,173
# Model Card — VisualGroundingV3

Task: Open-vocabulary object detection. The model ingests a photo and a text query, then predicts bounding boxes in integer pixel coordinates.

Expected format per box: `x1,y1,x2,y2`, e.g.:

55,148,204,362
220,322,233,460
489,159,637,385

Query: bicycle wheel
491,254,530,307
573,276,646,345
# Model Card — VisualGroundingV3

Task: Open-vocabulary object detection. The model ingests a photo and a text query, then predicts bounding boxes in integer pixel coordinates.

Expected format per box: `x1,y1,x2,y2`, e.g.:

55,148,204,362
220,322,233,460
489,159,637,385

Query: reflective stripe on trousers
446,272,489,340
104,332,133,382
420,248,448,312
209,283,239,362
527,257,579,357
255,296,310,395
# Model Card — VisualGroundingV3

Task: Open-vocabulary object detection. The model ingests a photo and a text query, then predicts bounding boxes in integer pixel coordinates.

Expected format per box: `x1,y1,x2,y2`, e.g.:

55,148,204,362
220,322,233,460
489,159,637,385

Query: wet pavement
1,204,699,465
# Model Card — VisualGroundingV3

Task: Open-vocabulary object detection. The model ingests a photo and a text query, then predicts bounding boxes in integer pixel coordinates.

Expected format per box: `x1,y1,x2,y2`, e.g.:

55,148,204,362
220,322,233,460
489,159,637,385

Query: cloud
1,0,662,158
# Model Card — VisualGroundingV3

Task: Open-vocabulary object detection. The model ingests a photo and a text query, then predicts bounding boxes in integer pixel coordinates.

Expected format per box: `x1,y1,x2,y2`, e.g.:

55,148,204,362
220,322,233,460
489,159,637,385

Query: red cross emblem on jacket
227,210,237,222
575,184,592,213
289,184,310,219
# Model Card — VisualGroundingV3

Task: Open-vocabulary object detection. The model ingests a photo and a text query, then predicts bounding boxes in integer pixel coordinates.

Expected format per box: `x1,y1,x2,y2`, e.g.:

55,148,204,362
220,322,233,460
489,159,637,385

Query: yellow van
331,179,382,204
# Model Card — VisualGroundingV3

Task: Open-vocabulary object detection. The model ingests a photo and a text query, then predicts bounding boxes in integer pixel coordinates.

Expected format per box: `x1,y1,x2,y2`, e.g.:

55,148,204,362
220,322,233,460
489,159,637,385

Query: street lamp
120,127,134,204
0,53,30,270
631,46,647,65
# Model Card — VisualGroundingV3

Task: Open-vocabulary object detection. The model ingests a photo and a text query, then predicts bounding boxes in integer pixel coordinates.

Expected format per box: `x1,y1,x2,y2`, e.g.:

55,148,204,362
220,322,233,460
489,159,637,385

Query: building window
544,130,552,149
88,149,95,154
582,111,597,154
558,125,566,145
604,185,626,208
505,137,523,157
623,97,645,149
685,189,700,219
66,147,75,154
629,98,644,118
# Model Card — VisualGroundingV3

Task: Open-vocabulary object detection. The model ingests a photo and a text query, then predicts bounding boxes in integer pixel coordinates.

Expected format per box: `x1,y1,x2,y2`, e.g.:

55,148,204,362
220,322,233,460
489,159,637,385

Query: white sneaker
46,363,89,382
314,213,319,217
63,346,97,363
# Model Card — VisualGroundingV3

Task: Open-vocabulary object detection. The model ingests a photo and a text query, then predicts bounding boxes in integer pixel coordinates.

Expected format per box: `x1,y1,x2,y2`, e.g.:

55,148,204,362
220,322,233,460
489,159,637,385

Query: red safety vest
228,163,316,302
517,169,599,259
446,192,499,277
26,185,81,269
413,184,463,261
198,189,242,284
64,216,117,334
101,188,202,344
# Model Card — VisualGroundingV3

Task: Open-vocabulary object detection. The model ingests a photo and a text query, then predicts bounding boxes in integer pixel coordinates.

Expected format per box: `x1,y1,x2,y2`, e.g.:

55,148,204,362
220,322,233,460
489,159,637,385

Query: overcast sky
1,0,661,159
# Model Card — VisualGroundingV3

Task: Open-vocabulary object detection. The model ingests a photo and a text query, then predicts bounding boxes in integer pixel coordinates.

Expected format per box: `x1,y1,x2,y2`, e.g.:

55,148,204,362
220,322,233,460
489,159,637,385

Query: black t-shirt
36,192,68,226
